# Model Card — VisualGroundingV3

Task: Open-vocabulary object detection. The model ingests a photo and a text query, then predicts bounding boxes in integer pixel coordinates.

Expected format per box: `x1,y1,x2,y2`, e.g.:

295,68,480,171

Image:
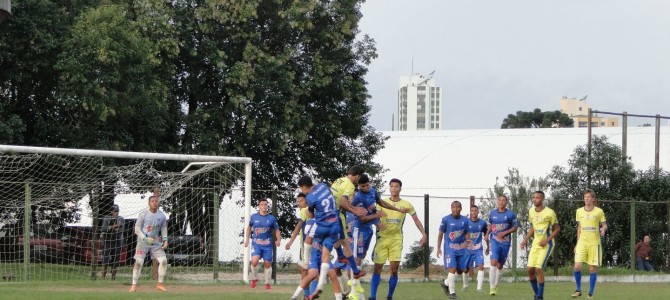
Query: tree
403,241,435,269
546,135,670,268
501,108,574,129
0,1,386,239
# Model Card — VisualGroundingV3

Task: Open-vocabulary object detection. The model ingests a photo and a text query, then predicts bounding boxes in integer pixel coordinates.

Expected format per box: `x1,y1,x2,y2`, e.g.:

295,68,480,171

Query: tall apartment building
397,73,442,131
560,96,619,128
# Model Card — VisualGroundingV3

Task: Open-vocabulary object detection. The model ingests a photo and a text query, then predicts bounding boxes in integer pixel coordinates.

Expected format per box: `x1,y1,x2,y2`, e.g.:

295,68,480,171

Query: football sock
292,286,304,298
347,256,360,274
447,272,456,294
316,263,329,290
303,243,312,266
337,275,349,294
530,278,538,295
388,274,398,298
538,282,545,298
132,261,142,285
489,266,497,288
574,271,582,291
495,268,503,286
335,293,343,300
589,272,597,296
477,270,485,290
371,273,381,298
264,267,272,285
251,264,260,280
157,257,167,283
462,272,469,288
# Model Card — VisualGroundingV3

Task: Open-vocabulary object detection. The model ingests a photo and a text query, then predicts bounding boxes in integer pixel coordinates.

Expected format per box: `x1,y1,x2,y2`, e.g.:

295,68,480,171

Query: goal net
0,145,252,282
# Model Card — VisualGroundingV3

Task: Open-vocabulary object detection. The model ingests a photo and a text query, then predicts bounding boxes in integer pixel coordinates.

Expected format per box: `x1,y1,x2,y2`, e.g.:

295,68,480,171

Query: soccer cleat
353,269,367,279
250,278,258,288
534,296,538,300
449,293,457,299
156,283,167,291
489,287,497,296
440,280,450,295
587,294,593,299
265,283,271,290
129,284,137,292
309,289,322,299
572,290,582,298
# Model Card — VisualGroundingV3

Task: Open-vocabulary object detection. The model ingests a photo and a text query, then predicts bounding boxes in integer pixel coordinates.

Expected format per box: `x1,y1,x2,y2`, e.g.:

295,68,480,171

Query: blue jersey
306,182,339,226
350,187,381,229
466,218,488,254
488,209,518,246
249,213,278,246
439,214,469,255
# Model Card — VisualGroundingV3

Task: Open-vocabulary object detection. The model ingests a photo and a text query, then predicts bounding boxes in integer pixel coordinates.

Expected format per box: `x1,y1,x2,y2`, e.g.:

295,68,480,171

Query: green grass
1,280,670,300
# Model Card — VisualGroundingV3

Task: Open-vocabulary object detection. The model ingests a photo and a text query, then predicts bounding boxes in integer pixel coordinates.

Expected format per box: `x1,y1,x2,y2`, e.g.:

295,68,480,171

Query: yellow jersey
299,207,309,244
576,207,606,246
528,206,558,247
378,198,416,239
330,176,355,211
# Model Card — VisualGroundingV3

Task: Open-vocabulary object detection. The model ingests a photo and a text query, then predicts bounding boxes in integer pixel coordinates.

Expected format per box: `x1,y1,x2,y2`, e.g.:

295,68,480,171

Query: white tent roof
376,127,669,198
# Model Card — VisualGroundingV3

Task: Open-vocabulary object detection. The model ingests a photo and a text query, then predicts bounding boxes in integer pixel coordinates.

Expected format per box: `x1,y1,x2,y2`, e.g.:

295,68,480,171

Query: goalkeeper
129,195,169,292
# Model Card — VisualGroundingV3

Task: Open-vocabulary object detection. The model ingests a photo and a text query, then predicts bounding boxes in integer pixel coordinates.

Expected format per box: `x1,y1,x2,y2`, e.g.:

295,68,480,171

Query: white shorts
134,243,166,261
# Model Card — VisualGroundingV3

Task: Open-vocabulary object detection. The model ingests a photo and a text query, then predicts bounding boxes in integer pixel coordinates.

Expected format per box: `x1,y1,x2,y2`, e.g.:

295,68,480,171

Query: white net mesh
0,150,249,282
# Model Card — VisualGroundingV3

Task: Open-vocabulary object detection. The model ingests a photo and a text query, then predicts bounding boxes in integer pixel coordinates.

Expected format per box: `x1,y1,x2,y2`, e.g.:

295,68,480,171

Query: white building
397,73,442,131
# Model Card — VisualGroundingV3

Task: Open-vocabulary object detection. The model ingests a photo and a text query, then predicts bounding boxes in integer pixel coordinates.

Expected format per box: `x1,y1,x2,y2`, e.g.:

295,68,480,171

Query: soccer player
296,175,343,299
486,194,518,296
370,178,427,300
244,198,281,290
571,189,607,299
521,191,560,300
286,193,313,296
437,201,470,300
463,205,489,292
347,174,386,300
328,165,368,281
129,195,168,292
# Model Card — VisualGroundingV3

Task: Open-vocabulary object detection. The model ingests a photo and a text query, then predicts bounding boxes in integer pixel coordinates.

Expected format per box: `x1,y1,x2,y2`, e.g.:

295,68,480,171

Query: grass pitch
1,280,670,300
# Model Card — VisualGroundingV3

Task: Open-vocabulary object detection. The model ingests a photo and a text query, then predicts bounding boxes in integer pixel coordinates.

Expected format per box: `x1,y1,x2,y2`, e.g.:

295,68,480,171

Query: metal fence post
212,191,219,280
271,190,277,284
630,198,636,270
23,181,31,281
424,194,430,280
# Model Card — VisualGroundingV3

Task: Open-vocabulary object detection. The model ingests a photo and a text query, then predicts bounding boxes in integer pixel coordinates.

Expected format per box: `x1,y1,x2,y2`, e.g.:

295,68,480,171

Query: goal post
0,144,252,282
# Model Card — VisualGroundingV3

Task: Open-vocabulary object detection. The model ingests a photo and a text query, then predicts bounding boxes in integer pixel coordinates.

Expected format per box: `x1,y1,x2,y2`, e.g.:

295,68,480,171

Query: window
579,107,583,111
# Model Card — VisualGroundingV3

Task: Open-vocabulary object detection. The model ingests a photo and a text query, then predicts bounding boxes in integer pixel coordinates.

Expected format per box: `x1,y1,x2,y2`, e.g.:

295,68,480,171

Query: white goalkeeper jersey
135,209,168,245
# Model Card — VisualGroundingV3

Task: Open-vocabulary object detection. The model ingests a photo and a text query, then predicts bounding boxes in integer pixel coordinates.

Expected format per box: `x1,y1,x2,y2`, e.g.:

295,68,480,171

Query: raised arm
376,199,410,213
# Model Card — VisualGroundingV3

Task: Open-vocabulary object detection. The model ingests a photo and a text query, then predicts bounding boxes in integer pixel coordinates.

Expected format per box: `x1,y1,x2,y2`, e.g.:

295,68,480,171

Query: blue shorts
312,222,341,251
349,226,373,258
466,251,485,268
490,241,511,265
443,251,468,270
251,244,273,262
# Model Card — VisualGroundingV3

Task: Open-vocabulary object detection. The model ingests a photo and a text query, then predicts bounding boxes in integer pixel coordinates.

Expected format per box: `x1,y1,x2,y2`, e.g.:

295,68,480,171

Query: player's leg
370,237,388,300
130,245,147,292
263,248,273,289
476,261,485,291
494,244,510,286
586,245,601,298
536,243,553,300
327,268,344,299
572,243,586,297
250,244,262,288
461,254,472,291
489,241,500,292
152,247,168,291
292,265,318,300
443,255,459,299
313,225,339,297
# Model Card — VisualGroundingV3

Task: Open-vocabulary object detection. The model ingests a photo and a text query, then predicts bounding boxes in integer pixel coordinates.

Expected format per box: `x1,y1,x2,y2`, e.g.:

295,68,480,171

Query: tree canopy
501,108,574,129
0,0,385,239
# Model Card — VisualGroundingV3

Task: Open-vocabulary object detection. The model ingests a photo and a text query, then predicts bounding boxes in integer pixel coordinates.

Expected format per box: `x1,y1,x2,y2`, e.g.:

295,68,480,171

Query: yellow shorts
574,243,602,266
527,242,554,269
372,237,402,264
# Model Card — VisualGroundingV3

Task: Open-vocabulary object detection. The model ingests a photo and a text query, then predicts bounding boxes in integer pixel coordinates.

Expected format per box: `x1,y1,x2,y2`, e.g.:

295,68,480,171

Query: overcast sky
359,0,670,130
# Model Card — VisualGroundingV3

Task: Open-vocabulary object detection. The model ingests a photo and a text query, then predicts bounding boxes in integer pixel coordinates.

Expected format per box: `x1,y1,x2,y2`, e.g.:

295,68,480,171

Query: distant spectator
635,235,654,271
101,204,124,280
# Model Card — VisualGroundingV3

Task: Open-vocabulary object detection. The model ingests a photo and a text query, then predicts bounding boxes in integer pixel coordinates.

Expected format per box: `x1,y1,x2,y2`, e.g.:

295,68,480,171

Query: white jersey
135,209,168,246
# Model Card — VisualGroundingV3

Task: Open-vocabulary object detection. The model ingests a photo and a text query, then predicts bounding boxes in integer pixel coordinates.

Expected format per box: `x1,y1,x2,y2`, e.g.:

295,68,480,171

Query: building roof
375,127,669,198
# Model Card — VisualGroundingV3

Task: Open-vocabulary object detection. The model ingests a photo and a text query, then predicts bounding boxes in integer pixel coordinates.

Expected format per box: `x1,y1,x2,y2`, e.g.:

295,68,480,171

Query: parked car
16,224,65,263
166,235,207,266
61,225,127,265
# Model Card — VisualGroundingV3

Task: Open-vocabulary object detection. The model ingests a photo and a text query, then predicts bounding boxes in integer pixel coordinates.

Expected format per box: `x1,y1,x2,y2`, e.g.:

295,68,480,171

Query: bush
403,241,435,269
